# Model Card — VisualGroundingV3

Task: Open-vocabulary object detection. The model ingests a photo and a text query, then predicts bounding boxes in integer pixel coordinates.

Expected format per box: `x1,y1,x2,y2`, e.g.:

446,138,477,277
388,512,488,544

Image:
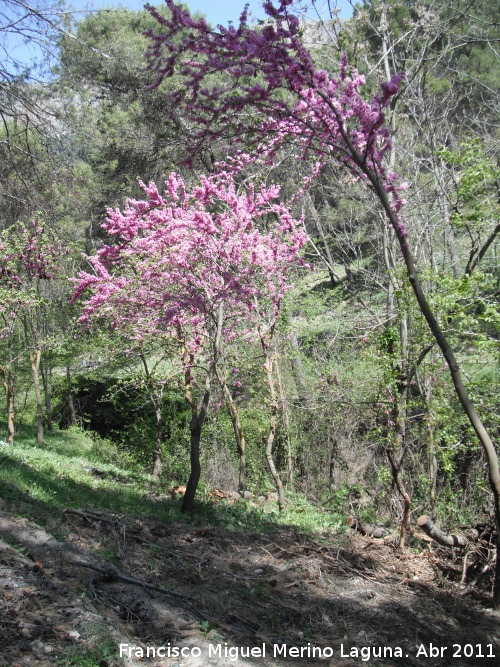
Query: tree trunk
289,332,309,406
181,302,224,514
386,448,412,549
138,352,164,480
30,348,43,446
416,372,438,508
434,160,461,278
41,355,53,431
264,399,286,512
223,383,247,494
260,338,286,512
66,364,77,426
427,414,438,509
417,515,467,548
215,361,248,494
275,355,294,489
0,364,15,445
151,403,163,480
182,418,202,513
289,331,310,482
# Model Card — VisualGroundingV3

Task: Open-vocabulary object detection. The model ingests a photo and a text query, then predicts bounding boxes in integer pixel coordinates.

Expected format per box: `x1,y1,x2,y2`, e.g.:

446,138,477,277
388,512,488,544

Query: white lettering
119,644,130,658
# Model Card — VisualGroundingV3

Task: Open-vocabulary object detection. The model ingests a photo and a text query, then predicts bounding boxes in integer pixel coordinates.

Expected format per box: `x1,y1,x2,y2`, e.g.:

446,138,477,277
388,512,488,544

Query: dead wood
63,508,138,532
64,508,116,524
417,515,467,548
70,559,195,601
460,563,493,597
348,516,389,538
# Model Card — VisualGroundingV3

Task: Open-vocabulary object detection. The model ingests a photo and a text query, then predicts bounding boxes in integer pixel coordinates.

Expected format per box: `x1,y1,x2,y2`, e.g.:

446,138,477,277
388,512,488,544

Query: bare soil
0,498,499,667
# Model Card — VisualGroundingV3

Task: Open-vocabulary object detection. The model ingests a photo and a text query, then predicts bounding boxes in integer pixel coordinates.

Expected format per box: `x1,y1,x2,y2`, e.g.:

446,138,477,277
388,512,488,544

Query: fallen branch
71,559,195,601
64,508,128,527
460,563,493,597
417,515,467,548
348,516,389,539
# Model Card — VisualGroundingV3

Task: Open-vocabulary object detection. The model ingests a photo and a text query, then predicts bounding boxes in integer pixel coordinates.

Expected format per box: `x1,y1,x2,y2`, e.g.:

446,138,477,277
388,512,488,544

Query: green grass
0,423,347,535
0,425,180,523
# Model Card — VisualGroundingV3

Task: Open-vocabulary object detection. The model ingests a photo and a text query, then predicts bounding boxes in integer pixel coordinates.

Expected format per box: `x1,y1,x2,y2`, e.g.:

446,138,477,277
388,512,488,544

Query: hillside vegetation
0,0,499,659
1,425,499,666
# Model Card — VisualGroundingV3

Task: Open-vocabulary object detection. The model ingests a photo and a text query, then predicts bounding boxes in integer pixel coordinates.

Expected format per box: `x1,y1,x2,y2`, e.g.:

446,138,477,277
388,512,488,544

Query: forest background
0,0,499,600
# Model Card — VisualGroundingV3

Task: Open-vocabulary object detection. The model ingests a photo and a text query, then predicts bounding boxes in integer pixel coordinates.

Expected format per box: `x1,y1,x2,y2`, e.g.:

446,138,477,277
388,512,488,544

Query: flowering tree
145,0,500,602
73,171,307,512
0,219,62,445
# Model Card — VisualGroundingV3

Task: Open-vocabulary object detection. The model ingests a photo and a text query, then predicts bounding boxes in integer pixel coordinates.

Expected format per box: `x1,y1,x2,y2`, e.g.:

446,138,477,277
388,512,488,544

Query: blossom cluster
73,172,307,356
145,0,408,233
0,219,62,289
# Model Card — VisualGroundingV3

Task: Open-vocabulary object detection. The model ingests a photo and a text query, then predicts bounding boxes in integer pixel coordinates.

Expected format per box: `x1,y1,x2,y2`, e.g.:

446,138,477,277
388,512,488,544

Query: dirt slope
0,503,499,667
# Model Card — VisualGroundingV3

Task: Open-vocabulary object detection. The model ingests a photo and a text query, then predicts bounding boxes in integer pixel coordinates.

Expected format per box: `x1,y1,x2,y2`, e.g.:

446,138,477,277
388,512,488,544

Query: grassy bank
0,424,345,535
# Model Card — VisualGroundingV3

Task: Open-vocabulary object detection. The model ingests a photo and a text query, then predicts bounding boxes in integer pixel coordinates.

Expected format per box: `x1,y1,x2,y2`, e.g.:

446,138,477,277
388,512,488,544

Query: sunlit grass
0,424,178,522
0,423,347,535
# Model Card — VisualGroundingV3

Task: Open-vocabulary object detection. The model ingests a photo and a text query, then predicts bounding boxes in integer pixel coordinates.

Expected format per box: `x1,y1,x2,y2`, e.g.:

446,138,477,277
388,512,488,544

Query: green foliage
430,271,499,353
0,0,497,549
438,140,499,235
87,431,141,472
199,619,218,635
377,324,399,356
52,372,190,470
56,5,188,217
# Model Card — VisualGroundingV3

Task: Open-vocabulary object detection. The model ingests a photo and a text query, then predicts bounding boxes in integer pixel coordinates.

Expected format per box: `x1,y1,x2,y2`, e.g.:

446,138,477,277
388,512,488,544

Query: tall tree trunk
275,355,294,489
387,448,412,548
0,364,15,445
139,352,164,480
182,416,202,514
151,402,163,480
289,332,309,405
434,161,461,279
41,354,53,431
387,385,411,548
30,348,43,446
221,380,247,494
289,331,310,482
66,364,77,426
181,302,224,514
382,225,397,322
415,370,438,509
265,395,286,511
384,313,412,548
260,336,286,512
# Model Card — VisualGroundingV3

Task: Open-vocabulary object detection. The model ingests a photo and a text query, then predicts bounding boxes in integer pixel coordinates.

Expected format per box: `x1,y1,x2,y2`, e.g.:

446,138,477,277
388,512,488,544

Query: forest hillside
0,1,499,664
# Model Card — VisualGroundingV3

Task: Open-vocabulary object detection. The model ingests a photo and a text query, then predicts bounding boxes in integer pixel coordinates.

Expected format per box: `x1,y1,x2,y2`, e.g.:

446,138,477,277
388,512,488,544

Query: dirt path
0,505,499,666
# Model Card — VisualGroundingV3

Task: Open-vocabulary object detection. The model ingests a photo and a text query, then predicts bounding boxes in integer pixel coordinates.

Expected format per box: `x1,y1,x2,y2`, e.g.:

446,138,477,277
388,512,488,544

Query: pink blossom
145,1,408,231
73,171,306,367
